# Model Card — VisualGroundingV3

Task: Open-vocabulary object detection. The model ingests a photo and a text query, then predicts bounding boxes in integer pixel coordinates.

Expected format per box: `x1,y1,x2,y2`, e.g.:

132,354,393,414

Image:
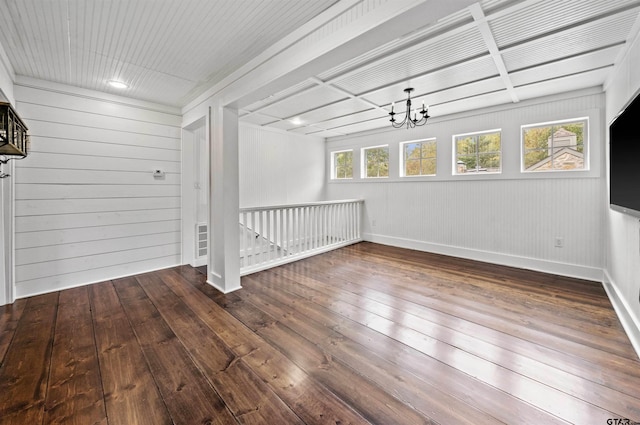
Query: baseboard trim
603,270,640,360
363,233,603,282
15,262,182,299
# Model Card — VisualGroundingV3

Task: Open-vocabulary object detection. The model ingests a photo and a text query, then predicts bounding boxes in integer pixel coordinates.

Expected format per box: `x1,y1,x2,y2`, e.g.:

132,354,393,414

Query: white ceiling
1,0,639,138
0,0,340,105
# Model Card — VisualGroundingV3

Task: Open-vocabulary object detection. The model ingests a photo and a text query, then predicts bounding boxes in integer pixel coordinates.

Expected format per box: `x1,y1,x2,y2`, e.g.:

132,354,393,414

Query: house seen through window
402,138,436,176
363,145,389,178
454,129,501,174
522,118,588,172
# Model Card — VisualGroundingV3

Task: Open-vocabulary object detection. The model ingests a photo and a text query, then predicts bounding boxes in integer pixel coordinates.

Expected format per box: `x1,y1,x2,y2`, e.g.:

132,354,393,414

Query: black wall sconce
0,102,29,178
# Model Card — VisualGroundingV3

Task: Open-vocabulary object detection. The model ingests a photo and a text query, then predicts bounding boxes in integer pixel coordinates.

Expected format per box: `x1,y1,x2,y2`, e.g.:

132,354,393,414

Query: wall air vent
196,223,207,258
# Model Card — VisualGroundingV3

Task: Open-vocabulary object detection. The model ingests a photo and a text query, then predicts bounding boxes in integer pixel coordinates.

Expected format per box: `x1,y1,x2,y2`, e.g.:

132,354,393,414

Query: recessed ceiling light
108,80,128,89
290,117,303,125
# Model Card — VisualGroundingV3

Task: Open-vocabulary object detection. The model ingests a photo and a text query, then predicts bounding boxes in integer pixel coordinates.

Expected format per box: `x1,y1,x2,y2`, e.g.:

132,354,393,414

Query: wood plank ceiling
1,0,639,137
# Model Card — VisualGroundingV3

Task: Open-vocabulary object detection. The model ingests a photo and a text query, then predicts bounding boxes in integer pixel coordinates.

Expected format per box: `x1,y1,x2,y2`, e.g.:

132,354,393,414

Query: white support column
207,104,241,293
0,162,14,305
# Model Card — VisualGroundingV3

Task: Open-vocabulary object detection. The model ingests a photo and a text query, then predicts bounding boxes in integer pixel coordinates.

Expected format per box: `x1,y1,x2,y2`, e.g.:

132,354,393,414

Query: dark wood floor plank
241,272,567,425
224,287,442,425
267,264,640,420
88,281,172,425
329,245,633,354
307,259,640,396
3,242,640,425
231,279,506,425
242,264,621,424
113,275,241,425
0,299,26,367
304,263,632,388
133,272,304,425
320,250,629,352
156,268,372,425
44,287,107,425
0,293,58,425
310,247,640,375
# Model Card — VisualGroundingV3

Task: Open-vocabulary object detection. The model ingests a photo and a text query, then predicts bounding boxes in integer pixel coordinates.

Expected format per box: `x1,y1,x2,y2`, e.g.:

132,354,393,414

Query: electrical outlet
554,237,564,248
371,219,377,228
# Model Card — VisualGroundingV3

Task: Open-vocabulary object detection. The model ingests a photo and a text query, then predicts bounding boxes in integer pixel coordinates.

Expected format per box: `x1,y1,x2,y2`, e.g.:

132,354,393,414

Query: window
401,138,436,176
362,145,389,178
522,118,588,172
332,150,353,179
453,129,501,174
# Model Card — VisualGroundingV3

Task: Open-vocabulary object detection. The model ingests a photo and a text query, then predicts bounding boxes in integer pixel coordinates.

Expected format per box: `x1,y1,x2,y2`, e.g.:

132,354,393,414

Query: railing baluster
356,202,362,239
312,206,317,250
266,209,271,263
279,208,283,258
350,202,354,240
250,211,256,267
241,212,247,267
292,207,297,255
323,204,327,246
348,203,351,240
305,206,310,252
327,205,334,245
336,204,344,242
287,207,292,256
296,207,303,254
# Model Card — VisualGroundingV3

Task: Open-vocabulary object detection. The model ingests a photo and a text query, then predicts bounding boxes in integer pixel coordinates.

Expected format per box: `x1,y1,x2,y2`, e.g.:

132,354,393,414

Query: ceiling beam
469,3,519,104
218,0,478,111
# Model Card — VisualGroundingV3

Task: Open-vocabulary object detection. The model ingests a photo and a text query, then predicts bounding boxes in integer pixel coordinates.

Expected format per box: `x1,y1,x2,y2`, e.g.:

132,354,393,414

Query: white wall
181,118,208,267
604,24,640,354
327,89,605,281
13,77,182,298
239,124,325,207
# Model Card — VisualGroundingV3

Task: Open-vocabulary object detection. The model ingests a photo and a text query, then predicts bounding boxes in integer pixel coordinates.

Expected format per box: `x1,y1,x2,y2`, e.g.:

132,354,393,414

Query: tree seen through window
333,150,353,179
404,139,436,176
364,146,389,178
454,130,501,174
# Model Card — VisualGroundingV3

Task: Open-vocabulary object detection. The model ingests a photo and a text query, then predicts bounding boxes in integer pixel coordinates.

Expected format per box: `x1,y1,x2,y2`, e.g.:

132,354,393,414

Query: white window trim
399,138,437,177
361,144,389,179
330,149,353,180
520,117,589,173
452,128,502,176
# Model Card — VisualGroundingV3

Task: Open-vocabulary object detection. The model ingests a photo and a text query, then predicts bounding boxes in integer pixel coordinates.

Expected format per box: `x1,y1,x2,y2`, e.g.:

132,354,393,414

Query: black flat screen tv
610,90,640,218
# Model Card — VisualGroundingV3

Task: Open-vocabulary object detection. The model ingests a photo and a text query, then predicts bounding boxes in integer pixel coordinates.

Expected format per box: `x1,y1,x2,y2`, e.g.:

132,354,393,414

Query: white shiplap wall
326,89,605,280
13,79,182,298
239,124,325,208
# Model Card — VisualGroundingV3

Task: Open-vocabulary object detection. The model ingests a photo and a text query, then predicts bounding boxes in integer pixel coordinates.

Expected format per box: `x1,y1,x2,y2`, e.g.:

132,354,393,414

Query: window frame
361,144,390,179
400,138,437,177
452,128,502,175
330,149,354,180
520,117,589,173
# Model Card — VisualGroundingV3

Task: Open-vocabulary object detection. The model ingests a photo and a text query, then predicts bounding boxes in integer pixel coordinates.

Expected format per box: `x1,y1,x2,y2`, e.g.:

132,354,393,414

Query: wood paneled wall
326,89,605,281
13,80,182,298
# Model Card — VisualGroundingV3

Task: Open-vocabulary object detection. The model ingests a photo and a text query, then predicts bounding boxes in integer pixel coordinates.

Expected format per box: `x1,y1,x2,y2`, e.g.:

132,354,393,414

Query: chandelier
389,88,430,129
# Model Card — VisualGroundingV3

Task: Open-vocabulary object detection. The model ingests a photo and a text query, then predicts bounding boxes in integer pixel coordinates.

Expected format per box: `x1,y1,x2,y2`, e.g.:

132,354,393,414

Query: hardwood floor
1,242,639,424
